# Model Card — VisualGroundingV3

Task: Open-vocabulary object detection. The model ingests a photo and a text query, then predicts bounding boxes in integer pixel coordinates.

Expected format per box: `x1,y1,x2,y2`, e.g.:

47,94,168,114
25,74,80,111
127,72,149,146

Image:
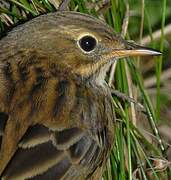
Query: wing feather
1,124,107,180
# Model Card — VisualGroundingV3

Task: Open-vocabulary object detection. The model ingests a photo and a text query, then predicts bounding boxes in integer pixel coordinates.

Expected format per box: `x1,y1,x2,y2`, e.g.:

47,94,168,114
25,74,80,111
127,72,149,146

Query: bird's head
6,11,161,83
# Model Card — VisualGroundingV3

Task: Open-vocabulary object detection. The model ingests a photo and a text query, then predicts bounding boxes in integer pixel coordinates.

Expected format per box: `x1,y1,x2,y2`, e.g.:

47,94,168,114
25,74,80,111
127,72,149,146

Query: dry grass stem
141,23,171,45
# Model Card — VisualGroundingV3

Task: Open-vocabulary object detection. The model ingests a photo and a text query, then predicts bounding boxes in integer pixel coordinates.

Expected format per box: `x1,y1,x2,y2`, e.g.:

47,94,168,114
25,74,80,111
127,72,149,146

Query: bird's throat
91,61,112,86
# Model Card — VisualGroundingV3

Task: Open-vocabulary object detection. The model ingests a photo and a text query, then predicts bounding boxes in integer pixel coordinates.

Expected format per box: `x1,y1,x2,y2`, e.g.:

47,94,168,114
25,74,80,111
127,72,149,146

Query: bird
0,11,161,180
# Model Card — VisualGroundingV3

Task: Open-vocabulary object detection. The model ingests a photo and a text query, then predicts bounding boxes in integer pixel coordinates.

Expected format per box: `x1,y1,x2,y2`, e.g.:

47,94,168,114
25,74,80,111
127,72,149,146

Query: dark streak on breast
0,112,8,150
52,80,69,117
18,64,29,82
3,62,16,104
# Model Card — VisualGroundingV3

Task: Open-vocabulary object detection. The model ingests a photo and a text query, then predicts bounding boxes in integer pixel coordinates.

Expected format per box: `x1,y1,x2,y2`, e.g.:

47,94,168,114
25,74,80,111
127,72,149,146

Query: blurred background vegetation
0,0,171,179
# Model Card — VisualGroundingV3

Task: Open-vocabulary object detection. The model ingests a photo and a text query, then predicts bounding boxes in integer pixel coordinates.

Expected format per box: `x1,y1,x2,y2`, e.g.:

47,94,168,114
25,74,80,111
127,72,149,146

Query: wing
0,123,109,180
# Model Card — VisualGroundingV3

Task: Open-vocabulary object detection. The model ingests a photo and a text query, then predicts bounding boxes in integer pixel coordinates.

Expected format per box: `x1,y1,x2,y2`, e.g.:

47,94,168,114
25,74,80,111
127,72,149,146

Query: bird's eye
78,35,97,52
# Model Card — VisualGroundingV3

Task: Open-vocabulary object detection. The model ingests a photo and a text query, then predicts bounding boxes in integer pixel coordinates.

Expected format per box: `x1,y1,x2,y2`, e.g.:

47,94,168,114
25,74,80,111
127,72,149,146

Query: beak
105,41,161,59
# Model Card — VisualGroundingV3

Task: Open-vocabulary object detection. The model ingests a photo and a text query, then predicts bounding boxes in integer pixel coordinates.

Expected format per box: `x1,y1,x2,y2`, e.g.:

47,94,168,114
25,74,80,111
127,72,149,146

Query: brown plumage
0,11,160,180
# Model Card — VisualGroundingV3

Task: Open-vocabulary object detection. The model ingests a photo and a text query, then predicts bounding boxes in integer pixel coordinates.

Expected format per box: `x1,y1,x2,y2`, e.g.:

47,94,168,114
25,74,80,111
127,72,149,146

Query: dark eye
79,35,97,52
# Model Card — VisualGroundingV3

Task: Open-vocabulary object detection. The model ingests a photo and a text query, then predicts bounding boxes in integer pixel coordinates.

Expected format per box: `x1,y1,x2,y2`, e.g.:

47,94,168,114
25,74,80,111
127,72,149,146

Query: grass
155,0,166,121
0,0,171,179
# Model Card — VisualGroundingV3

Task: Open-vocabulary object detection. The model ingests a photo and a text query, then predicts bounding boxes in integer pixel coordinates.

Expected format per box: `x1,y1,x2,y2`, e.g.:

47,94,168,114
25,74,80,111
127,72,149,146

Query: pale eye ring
78,35,97,52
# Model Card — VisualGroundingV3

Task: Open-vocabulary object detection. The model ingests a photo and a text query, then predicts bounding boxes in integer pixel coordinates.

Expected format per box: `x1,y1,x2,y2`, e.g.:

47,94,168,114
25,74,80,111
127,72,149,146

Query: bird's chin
92,61,113,86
